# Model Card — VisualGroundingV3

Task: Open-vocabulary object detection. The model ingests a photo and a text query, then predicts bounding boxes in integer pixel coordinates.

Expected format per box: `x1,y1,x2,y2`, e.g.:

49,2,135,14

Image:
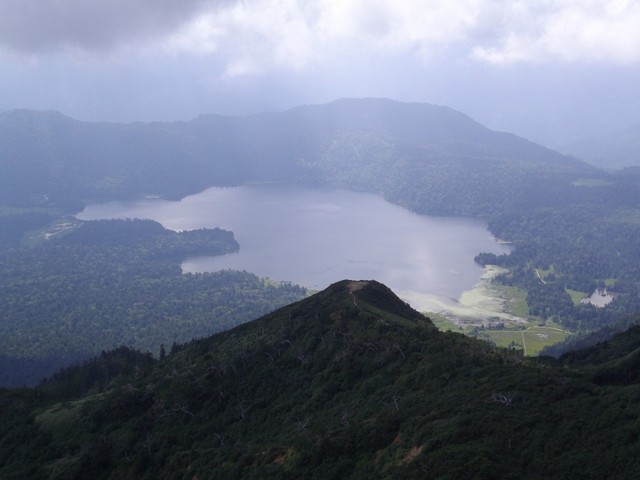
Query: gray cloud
3,0,640,67
125,0,640,90
0,0,223,54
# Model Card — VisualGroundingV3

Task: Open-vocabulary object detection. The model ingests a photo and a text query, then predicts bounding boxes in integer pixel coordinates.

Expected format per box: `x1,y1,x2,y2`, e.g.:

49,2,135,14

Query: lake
77,185,511,307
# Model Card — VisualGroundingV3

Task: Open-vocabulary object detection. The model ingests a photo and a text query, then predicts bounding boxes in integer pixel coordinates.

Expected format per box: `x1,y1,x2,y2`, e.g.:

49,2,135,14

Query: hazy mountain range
560,123,640,170
0,98,594,214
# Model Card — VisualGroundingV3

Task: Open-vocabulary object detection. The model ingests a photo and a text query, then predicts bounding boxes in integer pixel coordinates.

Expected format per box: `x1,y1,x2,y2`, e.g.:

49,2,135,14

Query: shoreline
400,265,527,327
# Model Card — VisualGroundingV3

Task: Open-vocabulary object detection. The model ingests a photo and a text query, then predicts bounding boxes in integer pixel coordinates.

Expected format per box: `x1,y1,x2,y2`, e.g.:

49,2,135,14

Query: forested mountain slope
0,98,595,216
0,219,306,387
2,281,640,479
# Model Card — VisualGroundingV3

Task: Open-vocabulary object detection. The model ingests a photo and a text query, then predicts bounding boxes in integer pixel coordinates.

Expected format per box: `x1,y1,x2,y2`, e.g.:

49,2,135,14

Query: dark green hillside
475,197,640,338
3,281,640,479
0,219,306,387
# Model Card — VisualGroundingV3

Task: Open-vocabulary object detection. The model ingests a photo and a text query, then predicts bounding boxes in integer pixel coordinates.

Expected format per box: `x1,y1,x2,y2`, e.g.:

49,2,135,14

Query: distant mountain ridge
277,98,586,166
0,98,596,215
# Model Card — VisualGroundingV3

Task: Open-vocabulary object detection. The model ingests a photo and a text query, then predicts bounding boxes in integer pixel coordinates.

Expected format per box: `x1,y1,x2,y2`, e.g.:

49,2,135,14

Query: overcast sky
1,0,640,147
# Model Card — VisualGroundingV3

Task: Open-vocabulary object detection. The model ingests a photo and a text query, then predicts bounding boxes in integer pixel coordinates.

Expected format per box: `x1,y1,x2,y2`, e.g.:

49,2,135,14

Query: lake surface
78,185,511,305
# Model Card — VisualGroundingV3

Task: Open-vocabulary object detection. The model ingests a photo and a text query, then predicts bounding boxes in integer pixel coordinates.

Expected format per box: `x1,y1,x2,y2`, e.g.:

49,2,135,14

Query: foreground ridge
2,280,640,479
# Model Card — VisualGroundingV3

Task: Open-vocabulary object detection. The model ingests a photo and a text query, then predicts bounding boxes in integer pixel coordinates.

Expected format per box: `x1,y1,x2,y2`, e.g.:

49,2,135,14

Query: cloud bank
0,0,215,54
2,0,640,70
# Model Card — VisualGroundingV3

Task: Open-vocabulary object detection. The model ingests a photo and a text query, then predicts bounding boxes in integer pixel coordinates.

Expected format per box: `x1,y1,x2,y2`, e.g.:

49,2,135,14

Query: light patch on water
400,265,527,326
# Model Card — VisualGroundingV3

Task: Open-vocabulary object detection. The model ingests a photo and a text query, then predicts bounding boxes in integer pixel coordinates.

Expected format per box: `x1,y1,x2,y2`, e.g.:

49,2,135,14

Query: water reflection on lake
78,185,511,305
